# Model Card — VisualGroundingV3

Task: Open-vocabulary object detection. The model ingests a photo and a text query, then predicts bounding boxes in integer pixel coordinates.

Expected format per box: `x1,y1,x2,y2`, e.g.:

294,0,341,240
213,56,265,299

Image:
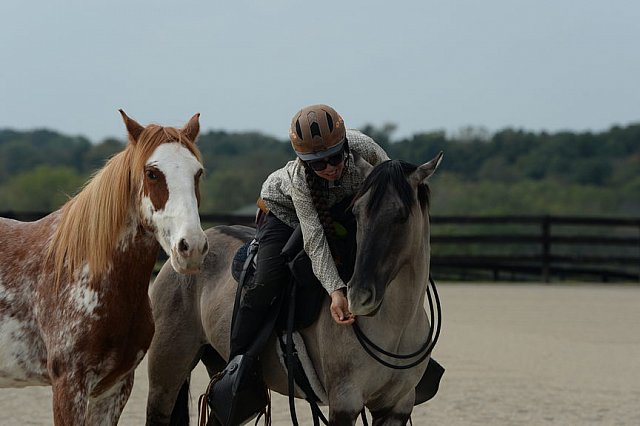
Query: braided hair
304,164,337,244
302,141,351,256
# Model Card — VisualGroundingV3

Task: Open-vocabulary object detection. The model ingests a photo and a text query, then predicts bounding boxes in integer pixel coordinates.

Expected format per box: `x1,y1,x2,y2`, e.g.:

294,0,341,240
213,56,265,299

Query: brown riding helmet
289,104,347,161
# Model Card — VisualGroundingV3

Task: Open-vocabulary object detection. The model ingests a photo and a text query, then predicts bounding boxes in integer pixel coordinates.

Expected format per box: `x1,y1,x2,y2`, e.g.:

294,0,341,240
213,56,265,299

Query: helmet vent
325,112,334,130
310,122,321,138
295,120,303,139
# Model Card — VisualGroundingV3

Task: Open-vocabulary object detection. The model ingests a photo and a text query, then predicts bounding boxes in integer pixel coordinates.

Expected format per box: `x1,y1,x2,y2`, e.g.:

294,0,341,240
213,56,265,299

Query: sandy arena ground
1,283,639,425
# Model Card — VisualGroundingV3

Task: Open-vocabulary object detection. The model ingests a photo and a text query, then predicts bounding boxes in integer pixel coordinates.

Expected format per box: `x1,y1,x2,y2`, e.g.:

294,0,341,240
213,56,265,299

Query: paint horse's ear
353,151,374,179
118,109,145,145
409,151,443,187
182,113,200,143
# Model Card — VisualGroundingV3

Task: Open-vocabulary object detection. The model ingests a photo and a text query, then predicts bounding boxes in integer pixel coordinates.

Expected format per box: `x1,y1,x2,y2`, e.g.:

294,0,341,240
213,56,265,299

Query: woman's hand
330,289,355,325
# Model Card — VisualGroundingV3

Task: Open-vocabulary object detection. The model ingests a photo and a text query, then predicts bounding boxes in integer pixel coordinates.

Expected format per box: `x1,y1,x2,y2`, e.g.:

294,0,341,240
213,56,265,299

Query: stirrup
200,354,269,426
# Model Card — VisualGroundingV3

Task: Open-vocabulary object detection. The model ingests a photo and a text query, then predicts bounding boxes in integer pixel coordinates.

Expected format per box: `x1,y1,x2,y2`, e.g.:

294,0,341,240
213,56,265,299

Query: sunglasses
306,151,345,171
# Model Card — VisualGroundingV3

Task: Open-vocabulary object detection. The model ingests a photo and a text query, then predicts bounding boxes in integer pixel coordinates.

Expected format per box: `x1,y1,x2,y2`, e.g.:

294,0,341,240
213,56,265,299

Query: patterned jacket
260,129,389,294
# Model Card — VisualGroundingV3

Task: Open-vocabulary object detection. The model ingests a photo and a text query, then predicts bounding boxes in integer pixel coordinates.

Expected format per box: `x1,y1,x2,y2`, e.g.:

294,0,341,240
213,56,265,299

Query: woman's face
314,160,345,181
306,151,346,181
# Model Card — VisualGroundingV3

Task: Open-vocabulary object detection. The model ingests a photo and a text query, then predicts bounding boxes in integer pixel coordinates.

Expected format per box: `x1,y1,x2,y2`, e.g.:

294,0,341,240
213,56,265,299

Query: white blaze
141,143,206,273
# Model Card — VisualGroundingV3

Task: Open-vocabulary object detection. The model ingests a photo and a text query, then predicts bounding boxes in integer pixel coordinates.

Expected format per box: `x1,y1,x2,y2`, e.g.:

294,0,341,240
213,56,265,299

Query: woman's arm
289,164,355,325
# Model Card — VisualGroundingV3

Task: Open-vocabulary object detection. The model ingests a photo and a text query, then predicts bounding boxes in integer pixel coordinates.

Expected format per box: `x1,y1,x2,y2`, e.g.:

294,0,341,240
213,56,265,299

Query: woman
230,104,390,359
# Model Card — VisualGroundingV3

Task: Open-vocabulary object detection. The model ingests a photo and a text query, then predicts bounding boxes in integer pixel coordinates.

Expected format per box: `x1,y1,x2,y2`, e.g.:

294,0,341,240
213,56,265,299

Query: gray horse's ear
410,151,443,186
353,151,374,179
119,109,144,145
182,113,201,143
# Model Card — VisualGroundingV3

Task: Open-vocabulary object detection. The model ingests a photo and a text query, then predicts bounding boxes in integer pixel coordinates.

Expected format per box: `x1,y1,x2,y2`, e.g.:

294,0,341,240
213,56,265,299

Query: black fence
428,215,640,283
3,212,639,283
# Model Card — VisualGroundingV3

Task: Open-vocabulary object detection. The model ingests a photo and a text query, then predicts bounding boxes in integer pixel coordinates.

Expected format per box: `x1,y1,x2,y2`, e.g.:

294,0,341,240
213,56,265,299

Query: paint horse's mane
48,124,202,288
355,159,430,218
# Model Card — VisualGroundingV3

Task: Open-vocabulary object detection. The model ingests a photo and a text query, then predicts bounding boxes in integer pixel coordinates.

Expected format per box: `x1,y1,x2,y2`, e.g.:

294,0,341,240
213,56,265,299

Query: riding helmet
289,104,347,161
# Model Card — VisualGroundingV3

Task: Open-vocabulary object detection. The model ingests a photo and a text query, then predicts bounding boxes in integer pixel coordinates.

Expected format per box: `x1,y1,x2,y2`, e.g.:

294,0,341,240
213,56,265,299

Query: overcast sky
1,0,638,143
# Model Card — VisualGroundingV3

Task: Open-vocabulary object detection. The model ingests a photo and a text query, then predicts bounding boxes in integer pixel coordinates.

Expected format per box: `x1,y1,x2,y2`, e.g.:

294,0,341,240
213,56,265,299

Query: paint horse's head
119,110,208,274
348,152,443,316
50,111,210,286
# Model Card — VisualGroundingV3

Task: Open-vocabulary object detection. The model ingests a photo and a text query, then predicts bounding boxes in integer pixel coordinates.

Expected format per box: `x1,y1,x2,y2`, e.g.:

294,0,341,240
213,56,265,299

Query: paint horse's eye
146,170,158,180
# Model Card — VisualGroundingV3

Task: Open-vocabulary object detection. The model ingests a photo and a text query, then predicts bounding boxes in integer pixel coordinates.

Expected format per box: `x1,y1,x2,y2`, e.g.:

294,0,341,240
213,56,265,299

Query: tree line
0,123,638,217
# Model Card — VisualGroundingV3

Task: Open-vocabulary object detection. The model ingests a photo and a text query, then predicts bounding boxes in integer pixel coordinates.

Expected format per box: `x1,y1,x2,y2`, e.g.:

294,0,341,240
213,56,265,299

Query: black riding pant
229,213,294,359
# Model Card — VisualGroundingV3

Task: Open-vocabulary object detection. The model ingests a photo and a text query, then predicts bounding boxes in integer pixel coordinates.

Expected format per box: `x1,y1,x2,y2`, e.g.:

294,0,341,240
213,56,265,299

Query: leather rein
352,274,442,369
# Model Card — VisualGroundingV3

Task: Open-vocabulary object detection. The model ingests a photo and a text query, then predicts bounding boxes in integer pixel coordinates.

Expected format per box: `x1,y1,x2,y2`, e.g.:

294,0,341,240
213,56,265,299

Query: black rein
352,275,442,369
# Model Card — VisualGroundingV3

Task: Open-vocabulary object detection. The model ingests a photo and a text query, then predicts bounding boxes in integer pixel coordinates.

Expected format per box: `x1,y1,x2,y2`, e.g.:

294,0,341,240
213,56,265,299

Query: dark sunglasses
306,151,345,171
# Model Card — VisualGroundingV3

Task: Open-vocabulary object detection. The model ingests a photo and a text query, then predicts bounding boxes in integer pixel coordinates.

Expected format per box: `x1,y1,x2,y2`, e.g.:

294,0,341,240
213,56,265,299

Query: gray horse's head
348,152,443,316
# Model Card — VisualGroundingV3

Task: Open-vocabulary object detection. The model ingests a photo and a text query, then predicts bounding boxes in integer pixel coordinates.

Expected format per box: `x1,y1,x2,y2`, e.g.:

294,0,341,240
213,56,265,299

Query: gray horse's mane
355,159,430,217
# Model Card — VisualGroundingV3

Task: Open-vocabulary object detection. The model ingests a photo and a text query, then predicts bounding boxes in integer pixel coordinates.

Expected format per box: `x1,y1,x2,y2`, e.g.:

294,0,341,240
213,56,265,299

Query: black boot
207,277,282,426
206,353,268,426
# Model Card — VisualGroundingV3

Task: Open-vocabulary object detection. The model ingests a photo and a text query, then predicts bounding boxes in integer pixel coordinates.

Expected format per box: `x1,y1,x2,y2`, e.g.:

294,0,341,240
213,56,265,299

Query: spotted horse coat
0,110,208,425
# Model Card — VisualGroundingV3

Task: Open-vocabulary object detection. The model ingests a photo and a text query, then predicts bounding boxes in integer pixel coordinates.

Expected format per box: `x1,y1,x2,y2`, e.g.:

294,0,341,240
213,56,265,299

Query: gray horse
145,153,443,426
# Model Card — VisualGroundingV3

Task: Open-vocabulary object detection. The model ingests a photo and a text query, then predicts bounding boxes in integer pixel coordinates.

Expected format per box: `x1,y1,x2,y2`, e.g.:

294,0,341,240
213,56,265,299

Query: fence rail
2,212,638,282
428,215,640,282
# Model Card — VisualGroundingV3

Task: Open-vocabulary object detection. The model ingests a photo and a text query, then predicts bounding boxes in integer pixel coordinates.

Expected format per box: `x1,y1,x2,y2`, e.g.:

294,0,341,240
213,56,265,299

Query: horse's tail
170,376,192,426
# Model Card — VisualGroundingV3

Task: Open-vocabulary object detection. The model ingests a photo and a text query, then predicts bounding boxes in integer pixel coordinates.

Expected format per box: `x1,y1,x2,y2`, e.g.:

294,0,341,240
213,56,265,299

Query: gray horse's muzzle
347,286,382,316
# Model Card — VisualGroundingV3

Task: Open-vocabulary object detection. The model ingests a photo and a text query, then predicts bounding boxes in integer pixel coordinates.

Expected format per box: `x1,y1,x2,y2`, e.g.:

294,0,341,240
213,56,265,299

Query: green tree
360,123,397,152
83,138,125,172
0,166,85,212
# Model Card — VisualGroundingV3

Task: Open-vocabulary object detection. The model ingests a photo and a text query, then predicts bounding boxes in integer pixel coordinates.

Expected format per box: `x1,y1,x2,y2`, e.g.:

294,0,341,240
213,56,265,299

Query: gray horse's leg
370,391,415,426
146,340,203,425
327,384,364,426
146,313,205,425
146,268,207,425
328,411,361,426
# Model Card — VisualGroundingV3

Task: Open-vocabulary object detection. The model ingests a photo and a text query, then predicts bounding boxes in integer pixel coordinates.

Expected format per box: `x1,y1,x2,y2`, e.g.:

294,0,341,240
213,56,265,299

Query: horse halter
352,275,442,369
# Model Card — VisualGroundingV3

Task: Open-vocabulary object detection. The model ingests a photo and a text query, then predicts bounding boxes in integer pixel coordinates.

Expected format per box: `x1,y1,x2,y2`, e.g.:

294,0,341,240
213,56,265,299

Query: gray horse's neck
357,240,431,349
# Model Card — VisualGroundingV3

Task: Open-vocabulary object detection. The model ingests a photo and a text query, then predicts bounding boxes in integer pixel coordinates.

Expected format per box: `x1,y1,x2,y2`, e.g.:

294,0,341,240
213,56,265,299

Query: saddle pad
275,331,328,405
231,240,255,283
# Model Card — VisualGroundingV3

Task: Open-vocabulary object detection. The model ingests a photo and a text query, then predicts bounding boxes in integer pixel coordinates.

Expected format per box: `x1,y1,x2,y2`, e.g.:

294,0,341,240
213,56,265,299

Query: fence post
541,216,551,283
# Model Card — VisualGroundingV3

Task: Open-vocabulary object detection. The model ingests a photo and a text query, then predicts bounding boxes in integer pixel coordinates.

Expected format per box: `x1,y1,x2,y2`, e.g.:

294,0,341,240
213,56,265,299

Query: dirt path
1,283,638,425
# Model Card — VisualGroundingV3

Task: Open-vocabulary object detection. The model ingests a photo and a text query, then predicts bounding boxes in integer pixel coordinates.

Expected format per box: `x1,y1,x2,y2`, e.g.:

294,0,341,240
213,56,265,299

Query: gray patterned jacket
260,129,389,294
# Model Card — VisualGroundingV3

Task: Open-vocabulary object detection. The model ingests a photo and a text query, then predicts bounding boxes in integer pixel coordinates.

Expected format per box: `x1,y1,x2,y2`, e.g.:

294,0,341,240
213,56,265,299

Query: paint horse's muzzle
170,231,209,274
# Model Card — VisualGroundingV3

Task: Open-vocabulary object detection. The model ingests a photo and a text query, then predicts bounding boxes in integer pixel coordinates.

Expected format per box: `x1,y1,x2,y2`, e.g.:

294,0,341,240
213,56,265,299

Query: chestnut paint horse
145,153,442,426
0,111,208,425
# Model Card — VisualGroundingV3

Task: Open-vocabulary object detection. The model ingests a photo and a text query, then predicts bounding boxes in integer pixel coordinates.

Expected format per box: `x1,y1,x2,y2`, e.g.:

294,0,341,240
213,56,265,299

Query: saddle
230,230,331,332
